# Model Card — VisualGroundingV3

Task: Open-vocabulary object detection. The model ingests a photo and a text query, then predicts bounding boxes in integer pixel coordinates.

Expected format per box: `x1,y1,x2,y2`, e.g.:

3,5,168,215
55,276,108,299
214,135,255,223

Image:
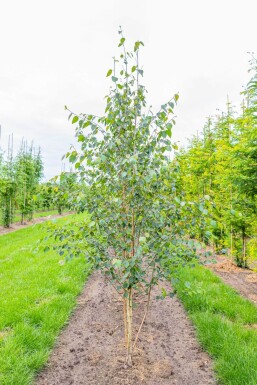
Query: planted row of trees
0,132,81,227
0,139,43,226
39,172,80,215
175,56,257,267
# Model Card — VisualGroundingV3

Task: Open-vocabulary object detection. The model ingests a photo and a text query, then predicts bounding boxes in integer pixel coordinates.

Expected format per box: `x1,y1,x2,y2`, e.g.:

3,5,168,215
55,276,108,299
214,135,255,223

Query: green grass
0,213,91,385
27,209,59,219
173,264,257,385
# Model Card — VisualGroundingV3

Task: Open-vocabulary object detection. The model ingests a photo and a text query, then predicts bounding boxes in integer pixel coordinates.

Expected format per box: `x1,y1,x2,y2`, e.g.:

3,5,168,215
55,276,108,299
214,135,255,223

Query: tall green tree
176,56,257,266
0,136,16,227
14,144,43,223
49,31,203,365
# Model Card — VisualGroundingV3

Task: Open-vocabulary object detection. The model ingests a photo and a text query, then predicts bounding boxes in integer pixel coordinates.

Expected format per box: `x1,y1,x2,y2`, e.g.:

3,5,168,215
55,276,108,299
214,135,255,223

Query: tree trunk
242,228,247,268
230,226,233,259
123,298,128,346
230,186,233,259
124,287,133,366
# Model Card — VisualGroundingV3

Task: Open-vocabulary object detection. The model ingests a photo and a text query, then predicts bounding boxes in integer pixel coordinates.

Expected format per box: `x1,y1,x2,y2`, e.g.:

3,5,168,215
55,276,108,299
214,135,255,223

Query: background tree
0,136,44,226
175,55,257,266
51,171,77,215
14,143,43,223
0,135,16,227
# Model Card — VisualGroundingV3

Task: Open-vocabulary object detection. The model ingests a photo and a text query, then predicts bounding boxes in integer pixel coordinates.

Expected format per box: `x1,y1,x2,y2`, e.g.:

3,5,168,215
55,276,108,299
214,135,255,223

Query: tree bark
242,228,247,268
125,288,133,366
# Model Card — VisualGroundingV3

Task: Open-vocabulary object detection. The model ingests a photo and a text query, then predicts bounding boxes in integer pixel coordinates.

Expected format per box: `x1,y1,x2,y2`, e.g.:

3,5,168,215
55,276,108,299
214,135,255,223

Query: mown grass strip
173,265,257,385
0,209,59,226
0,213,91,385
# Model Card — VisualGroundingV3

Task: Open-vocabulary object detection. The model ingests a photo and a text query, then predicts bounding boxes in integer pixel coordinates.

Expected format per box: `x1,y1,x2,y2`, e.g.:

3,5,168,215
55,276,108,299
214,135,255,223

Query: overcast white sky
0,0,256,180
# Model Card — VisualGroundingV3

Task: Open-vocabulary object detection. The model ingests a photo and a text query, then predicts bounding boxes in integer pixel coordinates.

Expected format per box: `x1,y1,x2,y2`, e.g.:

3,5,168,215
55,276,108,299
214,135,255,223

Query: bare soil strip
208,255,257,306
35,272,216,385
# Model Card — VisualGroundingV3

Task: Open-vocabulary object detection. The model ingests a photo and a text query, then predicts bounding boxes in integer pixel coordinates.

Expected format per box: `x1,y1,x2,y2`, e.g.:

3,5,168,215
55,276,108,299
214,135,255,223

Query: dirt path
36,272,216,385
207,255,257,305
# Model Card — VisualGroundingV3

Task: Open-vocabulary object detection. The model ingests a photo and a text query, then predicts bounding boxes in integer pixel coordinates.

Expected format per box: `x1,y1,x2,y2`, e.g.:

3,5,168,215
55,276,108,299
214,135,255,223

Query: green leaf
83,121,91,128
112,258,122,267
69,153,77,163
112,76,118,82
106,69,112,77
134,41,140,51
118,37,125,47
199,204,204,213
134,41,144,52
72,116,79,124
166,126,172,138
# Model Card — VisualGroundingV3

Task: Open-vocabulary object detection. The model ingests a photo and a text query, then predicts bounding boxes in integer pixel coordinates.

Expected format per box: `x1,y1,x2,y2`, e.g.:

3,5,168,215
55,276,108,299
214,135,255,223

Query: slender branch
132,283,152,352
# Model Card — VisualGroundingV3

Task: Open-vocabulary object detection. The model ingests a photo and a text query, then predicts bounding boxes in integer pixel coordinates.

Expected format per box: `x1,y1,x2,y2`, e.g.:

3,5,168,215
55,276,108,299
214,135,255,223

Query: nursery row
175,56,257,267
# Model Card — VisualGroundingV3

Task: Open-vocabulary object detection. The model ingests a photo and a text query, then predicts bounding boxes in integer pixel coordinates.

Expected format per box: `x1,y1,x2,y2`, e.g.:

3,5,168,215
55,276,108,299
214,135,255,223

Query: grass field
23,209,59,219
0,213,91,385
173,264,257,385
0,209,60,227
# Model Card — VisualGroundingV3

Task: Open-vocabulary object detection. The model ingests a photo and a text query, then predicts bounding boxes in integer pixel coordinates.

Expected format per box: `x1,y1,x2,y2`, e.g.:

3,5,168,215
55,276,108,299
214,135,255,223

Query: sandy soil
207,255,257,305
35,272,216,385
